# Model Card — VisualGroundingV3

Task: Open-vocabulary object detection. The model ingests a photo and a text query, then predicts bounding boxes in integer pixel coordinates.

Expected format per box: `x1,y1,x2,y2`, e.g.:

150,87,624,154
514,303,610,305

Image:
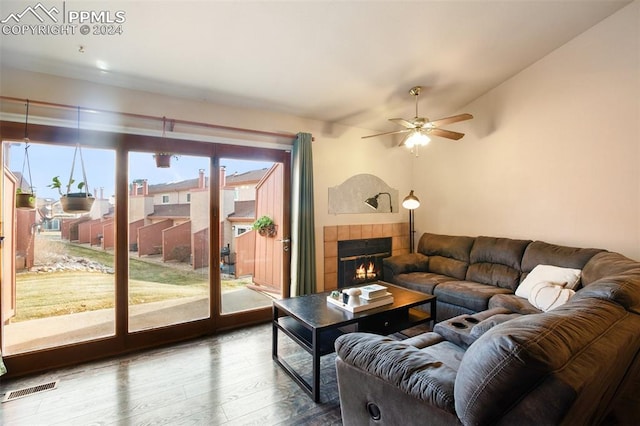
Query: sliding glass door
218,158,286,316
0,121,291,375
2,141,116,355
127,152,211,332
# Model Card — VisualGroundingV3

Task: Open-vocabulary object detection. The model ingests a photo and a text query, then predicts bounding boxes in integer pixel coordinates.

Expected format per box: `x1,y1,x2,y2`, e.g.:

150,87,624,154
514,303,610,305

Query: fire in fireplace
337,237,392,288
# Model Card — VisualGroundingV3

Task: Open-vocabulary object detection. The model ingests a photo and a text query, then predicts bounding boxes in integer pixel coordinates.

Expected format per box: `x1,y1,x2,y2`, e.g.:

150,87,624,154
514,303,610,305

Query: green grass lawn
14,272,207,321
15,240,251,322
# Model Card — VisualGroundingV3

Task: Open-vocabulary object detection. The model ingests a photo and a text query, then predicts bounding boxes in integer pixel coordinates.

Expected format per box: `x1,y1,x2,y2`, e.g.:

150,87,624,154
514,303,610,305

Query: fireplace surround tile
323,222,409,291
324,226,337,242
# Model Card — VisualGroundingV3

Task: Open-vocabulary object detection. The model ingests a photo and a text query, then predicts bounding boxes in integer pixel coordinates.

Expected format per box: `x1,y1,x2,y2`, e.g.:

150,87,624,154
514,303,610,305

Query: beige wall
128,196,154,224
412,1,640,260
190,190,209,234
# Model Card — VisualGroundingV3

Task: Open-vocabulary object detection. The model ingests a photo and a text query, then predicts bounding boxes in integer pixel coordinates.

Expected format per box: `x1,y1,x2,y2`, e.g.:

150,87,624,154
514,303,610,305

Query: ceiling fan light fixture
404,130,430,148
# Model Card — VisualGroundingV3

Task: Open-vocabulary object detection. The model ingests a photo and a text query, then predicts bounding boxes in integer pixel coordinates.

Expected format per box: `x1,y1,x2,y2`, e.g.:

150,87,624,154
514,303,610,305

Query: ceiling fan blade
429,128,465,140
428,113,473,128
361,129,411,139
389,118,416,128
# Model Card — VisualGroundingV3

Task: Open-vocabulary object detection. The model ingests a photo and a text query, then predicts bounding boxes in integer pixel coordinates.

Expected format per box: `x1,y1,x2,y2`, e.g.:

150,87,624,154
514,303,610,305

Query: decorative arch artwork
328,174,398,214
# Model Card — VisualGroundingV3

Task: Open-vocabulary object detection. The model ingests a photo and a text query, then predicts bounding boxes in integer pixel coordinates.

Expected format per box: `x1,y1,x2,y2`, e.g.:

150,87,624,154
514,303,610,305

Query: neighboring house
221,168,269,258
124,167,268,272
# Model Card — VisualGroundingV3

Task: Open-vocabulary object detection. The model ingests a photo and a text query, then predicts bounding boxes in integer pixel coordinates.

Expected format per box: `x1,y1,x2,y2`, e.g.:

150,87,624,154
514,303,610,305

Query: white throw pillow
515,264,582,299
528,281,575,311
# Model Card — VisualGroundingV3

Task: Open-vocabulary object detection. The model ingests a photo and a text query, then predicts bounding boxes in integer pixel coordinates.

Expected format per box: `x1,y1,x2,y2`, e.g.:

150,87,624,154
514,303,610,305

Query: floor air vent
2,380,59,402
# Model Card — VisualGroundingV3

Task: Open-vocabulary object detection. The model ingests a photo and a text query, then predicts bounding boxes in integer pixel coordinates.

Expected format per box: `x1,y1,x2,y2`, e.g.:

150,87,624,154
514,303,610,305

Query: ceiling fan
362,86,473,148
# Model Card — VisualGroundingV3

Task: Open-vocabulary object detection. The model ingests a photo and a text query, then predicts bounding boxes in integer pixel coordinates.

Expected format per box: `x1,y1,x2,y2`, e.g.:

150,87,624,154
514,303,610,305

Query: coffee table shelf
276,316,344,356
272,282,436,402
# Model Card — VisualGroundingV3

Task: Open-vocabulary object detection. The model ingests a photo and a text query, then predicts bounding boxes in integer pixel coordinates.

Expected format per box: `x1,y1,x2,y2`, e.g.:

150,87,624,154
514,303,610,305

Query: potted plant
153,152,178,168
49,175,95,214
16,187,36,210
252,215,277,237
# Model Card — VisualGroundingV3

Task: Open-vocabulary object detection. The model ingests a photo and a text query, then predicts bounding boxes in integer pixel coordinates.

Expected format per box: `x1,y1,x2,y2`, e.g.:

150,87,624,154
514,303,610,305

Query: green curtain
290,132,316,296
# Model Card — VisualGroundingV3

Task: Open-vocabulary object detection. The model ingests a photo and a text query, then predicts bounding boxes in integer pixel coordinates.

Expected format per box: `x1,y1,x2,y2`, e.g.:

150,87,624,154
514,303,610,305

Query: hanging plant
153,117,178,168
16,100,36,210
252,215,277,237
16,188,36,210
48,107,95,214
49,176,94,213
153,152,178,168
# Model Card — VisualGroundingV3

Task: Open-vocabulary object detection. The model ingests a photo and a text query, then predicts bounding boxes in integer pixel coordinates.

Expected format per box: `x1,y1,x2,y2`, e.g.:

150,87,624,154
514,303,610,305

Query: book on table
326,293,394,313
359,283,388,299
360,291,393,301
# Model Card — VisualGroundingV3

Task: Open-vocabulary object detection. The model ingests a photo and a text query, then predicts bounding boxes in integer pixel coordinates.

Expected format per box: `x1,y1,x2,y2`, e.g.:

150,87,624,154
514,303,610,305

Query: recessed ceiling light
96,60,109,71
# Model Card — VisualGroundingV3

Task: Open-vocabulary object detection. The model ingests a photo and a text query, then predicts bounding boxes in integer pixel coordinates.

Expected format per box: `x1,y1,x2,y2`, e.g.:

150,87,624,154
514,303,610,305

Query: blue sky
8,141,272,200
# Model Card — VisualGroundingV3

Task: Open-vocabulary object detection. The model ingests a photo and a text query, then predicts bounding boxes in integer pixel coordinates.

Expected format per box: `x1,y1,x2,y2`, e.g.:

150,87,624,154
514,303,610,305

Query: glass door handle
278,238,290,252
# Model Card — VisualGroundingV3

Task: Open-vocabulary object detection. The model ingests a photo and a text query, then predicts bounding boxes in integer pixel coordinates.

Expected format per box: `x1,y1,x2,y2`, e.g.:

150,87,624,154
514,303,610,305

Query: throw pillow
528,281,575,311
515,264,582,298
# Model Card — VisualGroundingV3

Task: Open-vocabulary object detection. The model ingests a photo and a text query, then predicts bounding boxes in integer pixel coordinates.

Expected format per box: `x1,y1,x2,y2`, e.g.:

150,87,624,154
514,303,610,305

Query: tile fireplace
323,223,409,291
337,237,392,288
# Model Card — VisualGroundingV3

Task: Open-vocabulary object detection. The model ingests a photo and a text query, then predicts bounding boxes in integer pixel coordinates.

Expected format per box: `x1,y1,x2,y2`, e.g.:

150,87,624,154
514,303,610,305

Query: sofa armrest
383,253,429,282
335,332,456,412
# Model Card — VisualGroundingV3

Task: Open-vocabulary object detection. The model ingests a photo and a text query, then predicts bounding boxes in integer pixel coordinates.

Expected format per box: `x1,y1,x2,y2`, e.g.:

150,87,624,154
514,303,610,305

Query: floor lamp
402,190,420,253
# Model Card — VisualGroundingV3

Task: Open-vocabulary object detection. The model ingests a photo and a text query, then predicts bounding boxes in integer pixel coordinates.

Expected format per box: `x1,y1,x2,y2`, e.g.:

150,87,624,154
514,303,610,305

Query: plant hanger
67,106,90,194
19,100,35,195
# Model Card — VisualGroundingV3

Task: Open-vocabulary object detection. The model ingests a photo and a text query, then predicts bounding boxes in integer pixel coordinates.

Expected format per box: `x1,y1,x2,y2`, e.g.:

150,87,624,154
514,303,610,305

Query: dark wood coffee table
272,282,436,402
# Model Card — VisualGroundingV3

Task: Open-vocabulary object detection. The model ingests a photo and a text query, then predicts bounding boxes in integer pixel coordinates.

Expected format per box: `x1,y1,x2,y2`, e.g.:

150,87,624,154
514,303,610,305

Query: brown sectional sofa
335,233,640,425
383,233,603,321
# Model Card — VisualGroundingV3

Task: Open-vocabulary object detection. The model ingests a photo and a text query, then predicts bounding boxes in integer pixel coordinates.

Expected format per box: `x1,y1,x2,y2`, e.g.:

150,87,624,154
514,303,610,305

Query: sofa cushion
455,298,638,425
335,333,457,412
403,331,445,349
573,273,640,315
466,236,531,290
434,281,513,312
434,307,514,349
515,264,582,298
383,253,429,277
417,233,475,280
394,271,453,294
469,312,523,339
488,293,542,314
520,240,602,279
582,251,640,285
528,281,575,311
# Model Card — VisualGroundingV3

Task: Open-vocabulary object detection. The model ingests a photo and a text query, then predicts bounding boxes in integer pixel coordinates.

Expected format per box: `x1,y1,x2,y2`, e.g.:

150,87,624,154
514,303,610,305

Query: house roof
149,204,190,218
225,169,269,186
1,2,630,134
228,200,256,220
145,168,267,193
148,177,209,194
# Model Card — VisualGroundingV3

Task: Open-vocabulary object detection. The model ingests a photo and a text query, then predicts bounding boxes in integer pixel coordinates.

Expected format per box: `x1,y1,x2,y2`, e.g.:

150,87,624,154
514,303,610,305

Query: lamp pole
408,209,415,253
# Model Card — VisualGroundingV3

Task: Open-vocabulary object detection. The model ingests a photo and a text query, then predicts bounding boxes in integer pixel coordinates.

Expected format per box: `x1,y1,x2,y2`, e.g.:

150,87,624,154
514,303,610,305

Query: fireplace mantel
323,223,409,291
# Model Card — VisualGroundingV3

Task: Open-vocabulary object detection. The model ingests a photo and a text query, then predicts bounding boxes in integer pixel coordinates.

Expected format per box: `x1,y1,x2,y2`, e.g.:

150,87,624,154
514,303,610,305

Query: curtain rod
0,95,312,141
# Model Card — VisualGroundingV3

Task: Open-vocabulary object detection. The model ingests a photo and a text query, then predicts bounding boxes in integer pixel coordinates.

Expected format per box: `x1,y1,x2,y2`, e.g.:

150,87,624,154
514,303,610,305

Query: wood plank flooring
0,323,343,425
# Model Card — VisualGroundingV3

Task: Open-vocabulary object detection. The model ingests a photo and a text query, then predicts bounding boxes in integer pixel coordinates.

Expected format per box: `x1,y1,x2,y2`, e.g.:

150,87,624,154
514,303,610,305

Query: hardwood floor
0,323,343,425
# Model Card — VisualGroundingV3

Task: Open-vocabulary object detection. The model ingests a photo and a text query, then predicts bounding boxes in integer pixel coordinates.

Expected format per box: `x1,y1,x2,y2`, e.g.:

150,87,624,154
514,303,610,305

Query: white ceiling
0,0,631,132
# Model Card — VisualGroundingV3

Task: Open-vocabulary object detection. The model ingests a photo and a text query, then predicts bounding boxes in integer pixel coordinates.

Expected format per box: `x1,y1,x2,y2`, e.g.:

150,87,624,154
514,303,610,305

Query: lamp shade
364,195,379,210
402,190,420,210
